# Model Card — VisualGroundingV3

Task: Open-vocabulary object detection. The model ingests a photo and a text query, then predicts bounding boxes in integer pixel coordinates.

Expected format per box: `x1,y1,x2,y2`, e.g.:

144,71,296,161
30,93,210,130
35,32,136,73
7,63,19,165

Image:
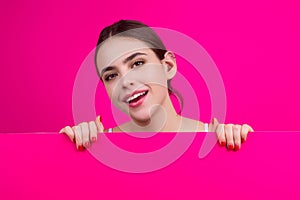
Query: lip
128,91,148,108
122,89,149,103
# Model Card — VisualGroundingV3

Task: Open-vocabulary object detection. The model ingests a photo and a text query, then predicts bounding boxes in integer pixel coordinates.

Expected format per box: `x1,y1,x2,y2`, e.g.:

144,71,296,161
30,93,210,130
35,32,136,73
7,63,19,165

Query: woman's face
96,37,175,123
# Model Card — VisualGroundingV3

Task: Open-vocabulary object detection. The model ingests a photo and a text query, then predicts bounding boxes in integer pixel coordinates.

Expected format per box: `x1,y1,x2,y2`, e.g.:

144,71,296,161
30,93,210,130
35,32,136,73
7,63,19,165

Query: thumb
209,117,219,132
213,117,219,125
59,126,75,142
95,115,104,133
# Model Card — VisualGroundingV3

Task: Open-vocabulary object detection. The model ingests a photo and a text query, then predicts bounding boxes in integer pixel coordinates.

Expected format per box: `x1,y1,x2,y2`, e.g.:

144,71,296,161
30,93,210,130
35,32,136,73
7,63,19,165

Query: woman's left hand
210,118,254,151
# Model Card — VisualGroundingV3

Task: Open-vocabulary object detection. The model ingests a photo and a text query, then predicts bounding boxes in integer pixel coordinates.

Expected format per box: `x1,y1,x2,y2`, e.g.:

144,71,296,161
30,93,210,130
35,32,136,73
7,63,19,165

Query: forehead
96,37,153,70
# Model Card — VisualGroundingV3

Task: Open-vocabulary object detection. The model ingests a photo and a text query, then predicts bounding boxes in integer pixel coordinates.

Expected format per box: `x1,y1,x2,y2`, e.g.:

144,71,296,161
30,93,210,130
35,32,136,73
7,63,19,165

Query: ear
162,51,177,80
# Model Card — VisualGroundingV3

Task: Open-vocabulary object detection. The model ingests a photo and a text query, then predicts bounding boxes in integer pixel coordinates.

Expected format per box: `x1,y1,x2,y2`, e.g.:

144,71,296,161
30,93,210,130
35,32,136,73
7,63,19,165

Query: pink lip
122,89,149,103
128,91,148,108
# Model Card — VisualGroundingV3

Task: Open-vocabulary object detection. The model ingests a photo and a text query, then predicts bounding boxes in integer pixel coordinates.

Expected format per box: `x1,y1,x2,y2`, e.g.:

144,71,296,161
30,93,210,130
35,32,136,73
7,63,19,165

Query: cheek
135,64,167,87
106,83,123,108
152,85,169,97
104,84,115,100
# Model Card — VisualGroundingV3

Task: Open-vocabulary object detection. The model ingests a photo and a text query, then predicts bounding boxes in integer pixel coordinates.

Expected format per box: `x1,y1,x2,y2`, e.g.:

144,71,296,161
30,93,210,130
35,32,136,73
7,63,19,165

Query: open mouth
126,90,149,108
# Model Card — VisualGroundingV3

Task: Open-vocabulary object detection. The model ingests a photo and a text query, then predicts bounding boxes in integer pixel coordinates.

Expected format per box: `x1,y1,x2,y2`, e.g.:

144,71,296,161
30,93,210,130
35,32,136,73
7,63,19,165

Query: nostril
122,79,134,88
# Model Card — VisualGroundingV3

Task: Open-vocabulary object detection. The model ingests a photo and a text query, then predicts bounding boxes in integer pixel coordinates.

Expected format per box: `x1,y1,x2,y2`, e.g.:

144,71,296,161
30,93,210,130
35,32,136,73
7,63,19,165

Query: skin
59,36,254,151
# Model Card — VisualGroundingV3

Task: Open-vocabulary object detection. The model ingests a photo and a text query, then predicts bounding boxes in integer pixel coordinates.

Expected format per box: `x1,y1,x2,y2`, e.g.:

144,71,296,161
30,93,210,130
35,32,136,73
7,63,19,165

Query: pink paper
0,132,299,200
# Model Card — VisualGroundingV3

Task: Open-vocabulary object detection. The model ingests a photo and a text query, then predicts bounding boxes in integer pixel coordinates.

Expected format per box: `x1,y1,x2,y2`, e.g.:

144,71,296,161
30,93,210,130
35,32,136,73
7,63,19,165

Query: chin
129,109,152,124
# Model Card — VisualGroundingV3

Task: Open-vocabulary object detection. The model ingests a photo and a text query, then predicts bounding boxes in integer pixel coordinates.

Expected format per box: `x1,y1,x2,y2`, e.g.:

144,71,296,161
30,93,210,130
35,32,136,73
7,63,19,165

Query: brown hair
94,19,183,113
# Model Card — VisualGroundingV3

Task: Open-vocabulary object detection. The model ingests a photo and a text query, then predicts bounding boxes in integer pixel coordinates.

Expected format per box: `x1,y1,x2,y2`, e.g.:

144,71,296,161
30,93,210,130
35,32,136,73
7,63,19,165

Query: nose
121,72,135,89
122,79,134,88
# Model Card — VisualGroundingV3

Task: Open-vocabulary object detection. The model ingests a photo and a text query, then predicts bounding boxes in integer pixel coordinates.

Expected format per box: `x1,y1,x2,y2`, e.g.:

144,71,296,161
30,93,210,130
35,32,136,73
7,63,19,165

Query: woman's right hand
59,115,104,151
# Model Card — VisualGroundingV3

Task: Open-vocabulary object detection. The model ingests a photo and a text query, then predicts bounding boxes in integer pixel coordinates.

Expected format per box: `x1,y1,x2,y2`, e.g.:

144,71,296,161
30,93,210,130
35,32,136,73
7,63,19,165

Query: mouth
124,90,149,108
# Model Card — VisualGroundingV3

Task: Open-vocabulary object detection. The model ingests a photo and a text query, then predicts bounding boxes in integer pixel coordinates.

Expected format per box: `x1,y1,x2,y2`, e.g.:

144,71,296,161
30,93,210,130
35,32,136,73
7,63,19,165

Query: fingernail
220,141,226,146
73,138,76,143
100,115,102,122
59,127,65,134
77,145,85,151
85,142,90,148
234,144,240,151
228,144,234,150
241,138,245,143
92,137,97,142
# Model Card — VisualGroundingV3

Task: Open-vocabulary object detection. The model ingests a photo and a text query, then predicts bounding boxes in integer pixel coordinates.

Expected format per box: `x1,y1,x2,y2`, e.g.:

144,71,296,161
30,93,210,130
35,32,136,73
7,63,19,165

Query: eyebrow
100,52,147,78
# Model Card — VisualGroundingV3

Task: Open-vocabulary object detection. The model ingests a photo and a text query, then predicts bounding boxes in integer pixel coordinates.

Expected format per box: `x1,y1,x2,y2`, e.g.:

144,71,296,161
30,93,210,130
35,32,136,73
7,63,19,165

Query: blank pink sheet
0,132,299,200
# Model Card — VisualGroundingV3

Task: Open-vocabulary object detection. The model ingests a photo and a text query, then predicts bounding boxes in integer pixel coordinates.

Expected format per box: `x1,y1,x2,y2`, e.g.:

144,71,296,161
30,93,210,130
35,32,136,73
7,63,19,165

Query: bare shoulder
180,117,206,132
104,119,206,132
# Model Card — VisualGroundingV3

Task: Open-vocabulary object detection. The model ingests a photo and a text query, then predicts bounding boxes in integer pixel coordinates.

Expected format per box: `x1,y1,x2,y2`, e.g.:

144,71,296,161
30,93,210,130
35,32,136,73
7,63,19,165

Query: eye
131,60,145,69
104,73,118,82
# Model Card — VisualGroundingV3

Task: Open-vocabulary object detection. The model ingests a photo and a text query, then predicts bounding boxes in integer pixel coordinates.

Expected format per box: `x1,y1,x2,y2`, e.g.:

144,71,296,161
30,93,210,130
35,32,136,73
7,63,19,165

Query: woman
59,20,254,151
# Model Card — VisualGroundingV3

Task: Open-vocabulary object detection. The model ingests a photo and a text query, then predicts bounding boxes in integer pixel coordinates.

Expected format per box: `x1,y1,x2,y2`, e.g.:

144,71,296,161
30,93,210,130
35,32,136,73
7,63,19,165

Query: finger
249,124,254,132
216,124,226,146
241,124,252,143
213,117,219,125
79,122,90,148
59,126,75,143
72,125,84,151
95,115,104,133
88,121,98,143
233,124,242,151
209,117,219,132
225,124,234,150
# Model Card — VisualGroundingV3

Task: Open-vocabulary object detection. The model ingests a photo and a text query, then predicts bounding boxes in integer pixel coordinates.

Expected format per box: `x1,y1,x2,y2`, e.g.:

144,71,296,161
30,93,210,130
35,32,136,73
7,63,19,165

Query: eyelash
131,60,145,69
104,59,145,82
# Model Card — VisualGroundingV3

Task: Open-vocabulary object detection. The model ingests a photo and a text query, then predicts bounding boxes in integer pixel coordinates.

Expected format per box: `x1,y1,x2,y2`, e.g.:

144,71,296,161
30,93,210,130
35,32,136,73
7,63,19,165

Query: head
94,20,180,123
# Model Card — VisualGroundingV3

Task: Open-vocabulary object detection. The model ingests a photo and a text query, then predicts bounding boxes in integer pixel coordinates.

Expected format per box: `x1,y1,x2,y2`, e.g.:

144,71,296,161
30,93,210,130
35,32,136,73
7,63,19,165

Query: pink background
1,0,300,199
1,0,299,132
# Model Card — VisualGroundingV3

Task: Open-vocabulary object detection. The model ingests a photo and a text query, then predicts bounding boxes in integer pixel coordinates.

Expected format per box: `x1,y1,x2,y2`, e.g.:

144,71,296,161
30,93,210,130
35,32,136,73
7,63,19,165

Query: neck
126,95,182,132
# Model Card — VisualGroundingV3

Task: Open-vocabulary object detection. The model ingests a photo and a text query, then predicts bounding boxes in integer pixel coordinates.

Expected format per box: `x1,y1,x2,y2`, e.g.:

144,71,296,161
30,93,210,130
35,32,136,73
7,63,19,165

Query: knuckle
79,122,88,127
73,126,82,137
233,124,241,130
241,125,248,133
219,124,225,132
82,129,89,138
242,124,249,129
88,121,96,127
66,126,74,133
72,125,78,132
225,124,233,129
218,130,225,138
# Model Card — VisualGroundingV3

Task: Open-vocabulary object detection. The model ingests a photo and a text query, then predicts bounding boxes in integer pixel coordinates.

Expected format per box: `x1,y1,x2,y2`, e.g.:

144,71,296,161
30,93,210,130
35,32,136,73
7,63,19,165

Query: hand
209,118,254,151
59,115,104,151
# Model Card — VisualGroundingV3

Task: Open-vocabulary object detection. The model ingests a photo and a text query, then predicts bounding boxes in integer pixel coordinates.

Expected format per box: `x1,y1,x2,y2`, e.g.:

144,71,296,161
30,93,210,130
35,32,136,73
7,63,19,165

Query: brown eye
104,73,118,82
131,60,145,69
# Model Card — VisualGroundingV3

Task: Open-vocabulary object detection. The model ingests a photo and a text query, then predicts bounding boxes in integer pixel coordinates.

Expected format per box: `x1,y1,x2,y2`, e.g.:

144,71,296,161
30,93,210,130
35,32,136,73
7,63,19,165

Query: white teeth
126,91,147,103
